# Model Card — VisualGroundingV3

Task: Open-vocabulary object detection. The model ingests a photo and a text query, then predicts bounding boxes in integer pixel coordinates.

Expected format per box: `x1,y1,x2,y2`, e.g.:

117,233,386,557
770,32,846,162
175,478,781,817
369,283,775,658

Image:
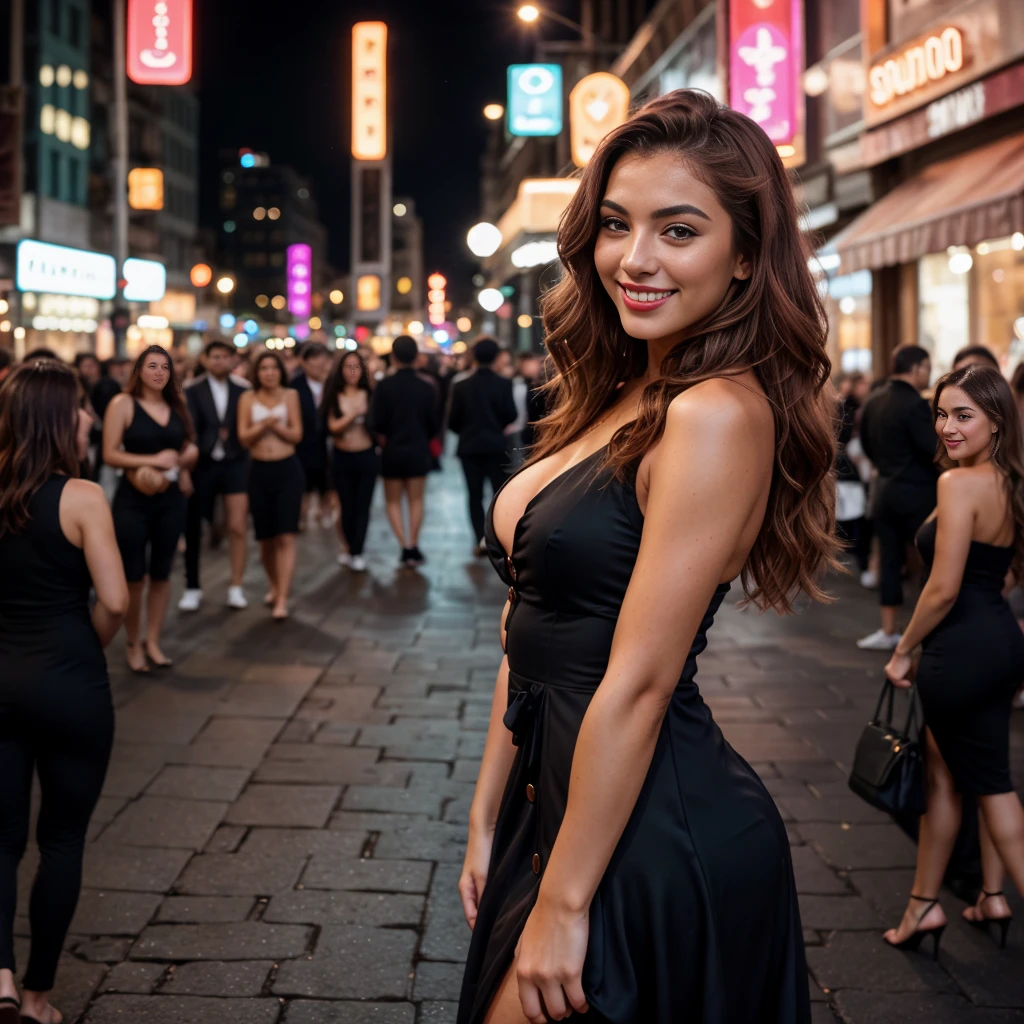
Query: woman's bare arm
102,394,179,470
61,479,129,647
236,391,272,448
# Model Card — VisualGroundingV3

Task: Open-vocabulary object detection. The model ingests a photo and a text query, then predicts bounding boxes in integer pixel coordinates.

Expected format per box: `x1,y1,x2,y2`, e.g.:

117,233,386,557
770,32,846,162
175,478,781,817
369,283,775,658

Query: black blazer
448,368,518,456
859,379,938,487
369,368,440,454
291,372,327,470
186,374,247,462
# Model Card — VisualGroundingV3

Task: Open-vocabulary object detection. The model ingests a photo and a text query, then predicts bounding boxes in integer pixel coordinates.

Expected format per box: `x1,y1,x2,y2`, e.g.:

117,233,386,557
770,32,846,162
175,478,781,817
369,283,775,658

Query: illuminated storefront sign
128,167,164,210
507,64,563,137
569,72,630,167
16,240,116,299
127,0,193,86
427,272,446,325
123,258,167,302
869,27,964,108
352,22,387,161
729,0,804,161
287,244,313,318
356,274,382,312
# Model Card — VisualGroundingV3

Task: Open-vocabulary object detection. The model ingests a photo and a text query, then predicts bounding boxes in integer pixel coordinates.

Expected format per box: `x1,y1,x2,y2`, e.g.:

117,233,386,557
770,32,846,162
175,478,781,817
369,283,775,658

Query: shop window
973,238,1024,374
919,252,969,377
825,270,872,374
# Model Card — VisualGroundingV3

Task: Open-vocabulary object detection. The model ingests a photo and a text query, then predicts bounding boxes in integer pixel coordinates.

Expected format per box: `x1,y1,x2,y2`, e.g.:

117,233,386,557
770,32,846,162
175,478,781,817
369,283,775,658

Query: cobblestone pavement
18,458,1024,1023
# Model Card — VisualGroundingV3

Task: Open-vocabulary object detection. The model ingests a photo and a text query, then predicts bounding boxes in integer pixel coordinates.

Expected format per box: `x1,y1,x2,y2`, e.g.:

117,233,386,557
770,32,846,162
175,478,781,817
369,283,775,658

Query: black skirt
248,455,305,540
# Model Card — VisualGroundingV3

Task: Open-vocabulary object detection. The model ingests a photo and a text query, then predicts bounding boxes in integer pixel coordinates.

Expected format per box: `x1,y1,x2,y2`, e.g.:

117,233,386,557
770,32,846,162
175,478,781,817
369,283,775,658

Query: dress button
532,853,541,875
508,586,516,604
525,783,536,803
506,556,517,581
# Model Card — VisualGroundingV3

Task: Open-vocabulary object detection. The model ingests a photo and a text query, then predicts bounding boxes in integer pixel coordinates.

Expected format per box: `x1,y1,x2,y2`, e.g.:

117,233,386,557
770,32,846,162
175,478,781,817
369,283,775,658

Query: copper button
506,556,517,581
525,783,536,803
508,586,516,604
531,853,541,875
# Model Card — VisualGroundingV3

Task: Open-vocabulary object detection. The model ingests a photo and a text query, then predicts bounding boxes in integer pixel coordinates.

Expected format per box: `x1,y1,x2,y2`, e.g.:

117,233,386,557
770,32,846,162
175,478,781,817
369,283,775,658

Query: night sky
196,0,549,305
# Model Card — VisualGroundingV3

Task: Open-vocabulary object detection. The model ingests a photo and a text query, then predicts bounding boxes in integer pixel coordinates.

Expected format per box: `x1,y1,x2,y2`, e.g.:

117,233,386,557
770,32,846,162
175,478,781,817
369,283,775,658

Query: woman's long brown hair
533,89,839,612
933,365,1024,580
0,360,82,537
128,344,194,440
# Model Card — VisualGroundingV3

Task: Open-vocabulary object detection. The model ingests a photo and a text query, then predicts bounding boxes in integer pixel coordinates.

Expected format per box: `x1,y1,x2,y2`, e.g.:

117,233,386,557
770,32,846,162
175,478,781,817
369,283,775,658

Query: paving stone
198,716,286,744
329,810,435,832
131,922,310,960
205,823,248,853
226,783,341,828
82,846,192,893
373,822,467,862
173,739,273,769
847,868,916,917
790,845,849,895
75,937,135,962
263,890,424,927
147,765,251,802
98,960,166,994
272,925,416,999
414,960,465,1000
283,1001,416,1023
83,994,282,1023
341,784,444,816
421,864,471,962
156,896,256,923
797,894,881,931
70,890,162,935
801,823,919,872
301,855,432,893
46,953,107,1021
174,850,307,896
101,797,229,850
237,826,365,859
161,959,274,996
832,992,1024,1024
114,709,211,745
777,795,889,825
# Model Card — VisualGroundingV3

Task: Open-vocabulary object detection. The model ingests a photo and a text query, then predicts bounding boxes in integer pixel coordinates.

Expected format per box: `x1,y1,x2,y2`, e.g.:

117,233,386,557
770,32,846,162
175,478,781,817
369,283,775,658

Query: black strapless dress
915,519,1024,795
457,449,810,1024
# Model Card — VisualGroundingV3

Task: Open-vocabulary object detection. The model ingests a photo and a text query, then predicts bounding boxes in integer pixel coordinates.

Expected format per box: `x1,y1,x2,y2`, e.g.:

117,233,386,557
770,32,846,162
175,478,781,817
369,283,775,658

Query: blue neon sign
507,64,563,137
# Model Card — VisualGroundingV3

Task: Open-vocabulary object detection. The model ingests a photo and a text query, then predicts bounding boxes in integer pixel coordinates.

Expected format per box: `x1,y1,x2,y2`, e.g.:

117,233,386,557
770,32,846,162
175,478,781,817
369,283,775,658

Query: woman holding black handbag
883,365,1024,957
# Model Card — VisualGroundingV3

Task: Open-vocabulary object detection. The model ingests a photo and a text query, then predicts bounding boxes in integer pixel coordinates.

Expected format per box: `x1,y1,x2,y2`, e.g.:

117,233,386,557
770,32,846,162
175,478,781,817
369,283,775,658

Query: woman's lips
944,439,963,448
618,283,676,312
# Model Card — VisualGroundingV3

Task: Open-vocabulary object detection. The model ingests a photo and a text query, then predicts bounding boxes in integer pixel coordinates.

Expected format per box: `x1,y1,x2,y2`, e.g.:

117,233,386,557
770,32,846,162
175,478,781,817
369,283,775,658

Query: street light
216,276,236,295
467,222,503,258
478,288,504,312
483,103,504,121
517,4,540,22
517,3,587,37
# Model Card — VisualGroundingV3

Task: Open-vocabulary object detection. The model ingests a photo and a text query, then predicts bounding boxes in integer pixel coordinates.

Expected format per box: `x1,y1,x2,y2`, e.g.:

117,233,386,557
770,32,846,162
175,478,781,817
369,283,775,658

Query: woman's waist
251,449,300,465
0,609,104,657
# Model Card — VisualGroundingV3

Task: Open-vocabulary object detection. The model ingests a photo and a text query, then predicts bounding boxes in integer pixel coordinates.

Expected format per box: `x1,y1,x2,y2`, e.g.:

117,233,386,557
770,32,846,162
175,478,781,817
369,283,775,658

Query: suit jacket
369,368,440,455
186,374,247,462
448,368,518,457
859,379,938,488
291,372,327,470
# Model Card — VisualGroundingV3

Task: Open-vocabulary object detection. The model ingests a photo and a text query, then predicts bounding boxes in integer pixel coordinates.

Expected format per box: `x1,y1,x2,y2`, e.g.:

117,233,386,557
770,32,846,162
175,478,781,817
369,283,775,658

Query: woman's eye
665,224,696,241
601,217,627,232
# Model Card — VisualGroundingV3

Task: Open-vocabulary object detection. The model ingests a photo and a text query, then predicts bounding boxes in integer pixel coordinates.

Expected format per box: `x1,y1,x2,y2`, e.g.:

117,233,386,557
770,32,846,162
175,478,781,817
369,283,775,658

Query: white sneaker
320,511,337,529
178,588,202,612
860,570,879,589
857,628,902,651
226,585,248,610
337,552,352,567
350,555,367,572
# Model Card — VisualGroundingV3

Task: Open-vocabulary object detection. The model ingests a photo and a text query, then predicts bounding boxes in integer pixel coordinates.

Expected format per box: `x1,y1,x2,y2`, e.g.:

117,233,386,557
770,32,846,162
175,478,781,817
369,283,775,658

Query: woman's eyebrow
599,198,710,221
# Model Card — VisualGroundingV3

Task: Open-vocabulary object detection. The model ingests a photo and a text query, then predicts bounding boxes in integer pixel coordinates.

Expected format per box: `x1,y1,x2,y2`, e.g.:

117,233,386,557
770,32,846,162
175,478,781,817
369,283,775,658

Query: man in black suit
369,335,440,567
857,344,937,650
292,342,333,529
179,339,250,612
448,337,518,554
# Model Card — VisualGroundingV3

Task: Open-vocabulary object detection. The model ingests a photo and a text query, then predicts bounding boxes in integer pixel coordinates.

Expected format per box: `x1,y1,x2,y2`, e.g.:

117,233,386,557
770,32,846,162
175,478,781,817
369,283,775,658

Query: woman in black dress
0,362,128,1024
238,351,304,620
884,366,1024,954
457,90,839,1024
103,346,197,673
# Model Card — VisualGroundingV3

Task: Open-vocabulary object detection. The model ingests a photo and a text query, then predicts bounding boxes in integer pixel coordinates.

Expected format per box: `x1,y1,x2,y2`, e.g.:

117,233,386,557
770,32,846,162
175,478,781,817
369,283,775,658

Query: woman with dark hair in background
884,366,1024,956
238,351,304,620
326,350,378,573
952,345,1000,372
103,346,196,673
0,362,128,1024
457,89,839,1024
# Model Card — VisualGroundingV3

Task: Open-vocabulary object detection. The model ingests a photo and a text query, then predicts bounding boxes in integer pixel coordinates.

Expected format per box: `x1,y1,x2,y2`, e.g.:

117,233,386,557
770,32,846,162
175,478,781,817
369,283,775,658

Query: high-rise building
390,196,423,320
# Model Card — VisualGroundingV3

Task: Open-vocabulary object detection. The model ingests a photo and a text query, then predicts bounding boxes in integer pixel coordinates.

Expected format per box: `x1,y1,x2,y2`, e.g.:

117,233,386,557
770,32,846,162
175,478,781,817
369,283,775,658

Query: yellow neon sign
352,22,387,160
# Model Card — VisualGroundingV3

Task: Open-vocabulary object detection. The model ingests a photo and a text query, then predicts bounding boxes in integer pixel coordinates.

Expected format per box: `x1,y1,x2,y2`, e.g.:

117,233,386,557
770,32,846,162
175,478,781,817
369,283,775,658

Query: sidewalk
18,457,1024,1023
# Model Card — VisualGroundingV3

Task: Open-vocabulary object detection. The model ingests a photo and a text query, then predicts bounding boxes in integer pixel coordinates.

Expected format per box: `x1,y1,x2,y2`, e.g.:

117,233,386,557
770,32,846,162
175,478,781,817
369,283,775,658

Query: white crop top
251,401,288,424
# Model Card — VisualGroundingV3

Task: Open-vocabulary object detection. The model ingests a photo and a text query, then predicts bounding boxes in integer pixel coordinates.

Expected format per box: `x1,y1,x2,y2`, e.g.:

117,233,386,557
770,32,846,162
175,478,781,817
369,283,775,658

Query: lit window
70,117,90,150
72,69,88,90
39,65,55,88
267,207,280,220
40,104,56,134
271,294,287,310
56,65,72,88
253,207,266,220
54,108,72,142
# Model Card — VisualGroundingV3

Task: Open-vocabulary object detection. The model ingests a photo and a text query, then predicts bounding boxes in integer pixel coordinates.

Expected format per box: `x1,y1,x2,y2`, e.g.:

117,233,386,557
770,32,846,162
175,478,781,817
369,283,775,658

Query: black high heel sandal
884,894,946,960
0,996,20,1024
965,890,1013,949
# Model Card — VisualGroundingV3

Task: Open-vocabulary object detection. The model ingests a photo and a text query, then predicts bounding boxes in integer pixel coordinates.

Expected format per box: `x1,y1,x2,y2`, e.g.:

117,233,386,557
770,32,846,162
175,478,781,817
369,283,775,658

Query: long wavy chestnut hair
933,365,1024,579
129,344,194,439
533,89,838,612
0,360,82,537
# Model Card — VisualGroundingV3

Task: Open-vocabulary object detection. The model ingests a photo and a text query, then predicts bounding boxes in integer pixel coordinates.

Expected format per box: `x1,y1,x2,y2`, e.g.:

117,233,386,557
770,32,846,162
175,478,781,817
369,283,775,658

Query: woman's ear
733,252,752,282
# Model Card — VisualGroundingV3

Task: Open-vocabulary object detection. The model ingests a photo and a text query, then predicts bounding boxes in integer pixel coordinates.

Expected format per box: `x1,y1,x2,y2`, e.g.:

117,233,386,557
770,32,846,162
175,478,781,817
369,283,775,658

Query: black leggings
112,479,186,582
333,448,379,556
874,482,935,607
0,673,114,991
461,452,509,544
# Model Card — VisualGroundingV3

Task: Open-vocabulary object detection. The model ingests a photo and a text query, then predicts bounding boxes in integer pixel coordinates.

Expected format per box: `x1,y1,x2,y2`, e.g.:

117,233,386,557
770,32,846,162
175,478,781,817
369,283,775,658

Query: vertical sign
352,22,387,161
729,0,805,164
127,0,193,85
569,72,630,167
287,244,313,319
427,272,446,326
507,64,563,137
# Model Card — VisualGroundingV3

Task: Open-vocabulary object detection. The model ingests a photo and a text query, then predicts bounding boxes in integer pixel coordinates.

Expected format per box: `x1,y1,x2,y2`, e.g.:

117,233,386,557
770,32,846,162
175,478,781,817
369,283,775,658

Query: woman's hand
885,650,914,689
150,448,180,470
514,892,590,1022
458,821,494,930
178,468,194,498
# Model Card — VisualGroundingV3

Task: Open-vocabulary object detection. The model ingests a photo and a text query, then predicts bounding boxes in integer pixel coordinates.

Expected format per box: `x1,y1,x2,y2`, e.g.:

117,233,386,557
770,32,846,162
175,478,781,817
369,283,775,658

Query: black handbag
848,679,926,815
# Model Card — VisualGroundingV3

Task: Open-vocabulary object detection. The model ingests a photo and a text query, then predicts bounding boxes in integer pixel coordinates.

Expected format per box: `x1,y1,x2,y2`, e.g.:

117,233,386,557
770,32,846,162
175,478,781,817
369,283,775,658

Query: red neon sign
127,0,193,86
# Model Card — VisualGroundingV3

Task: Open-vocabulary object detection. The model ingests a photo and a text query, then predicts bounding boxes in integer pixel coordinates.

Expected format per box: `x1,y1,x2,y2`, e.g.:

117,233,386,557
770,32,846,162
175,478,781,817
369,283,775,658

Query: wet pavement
17,456,1024,1023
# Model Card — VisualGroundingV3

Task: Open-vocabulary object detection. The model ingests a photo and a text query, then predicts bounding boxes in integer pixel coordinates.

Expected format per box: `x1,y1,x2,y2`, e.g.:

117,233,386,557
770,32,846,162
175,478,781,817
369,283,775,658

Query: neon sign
352,22,387,161
127,0,193,86
287,244,313,319
869,28,964,108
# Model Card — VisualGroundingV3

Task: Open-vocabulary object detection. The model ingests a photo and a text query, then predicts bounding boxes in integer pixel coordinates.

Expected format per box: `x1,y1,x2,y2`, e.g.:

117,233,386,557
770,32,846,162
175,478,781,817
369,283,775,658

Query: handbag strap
871,678,919,740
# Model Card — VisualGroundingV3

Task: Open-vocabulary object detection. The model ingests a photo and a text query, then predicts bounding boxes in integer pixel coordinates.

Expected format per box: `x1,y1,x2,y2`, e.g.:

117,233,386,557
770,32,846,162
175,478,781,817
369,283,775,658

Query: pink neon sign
286,244,312,319
729,0,803,146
